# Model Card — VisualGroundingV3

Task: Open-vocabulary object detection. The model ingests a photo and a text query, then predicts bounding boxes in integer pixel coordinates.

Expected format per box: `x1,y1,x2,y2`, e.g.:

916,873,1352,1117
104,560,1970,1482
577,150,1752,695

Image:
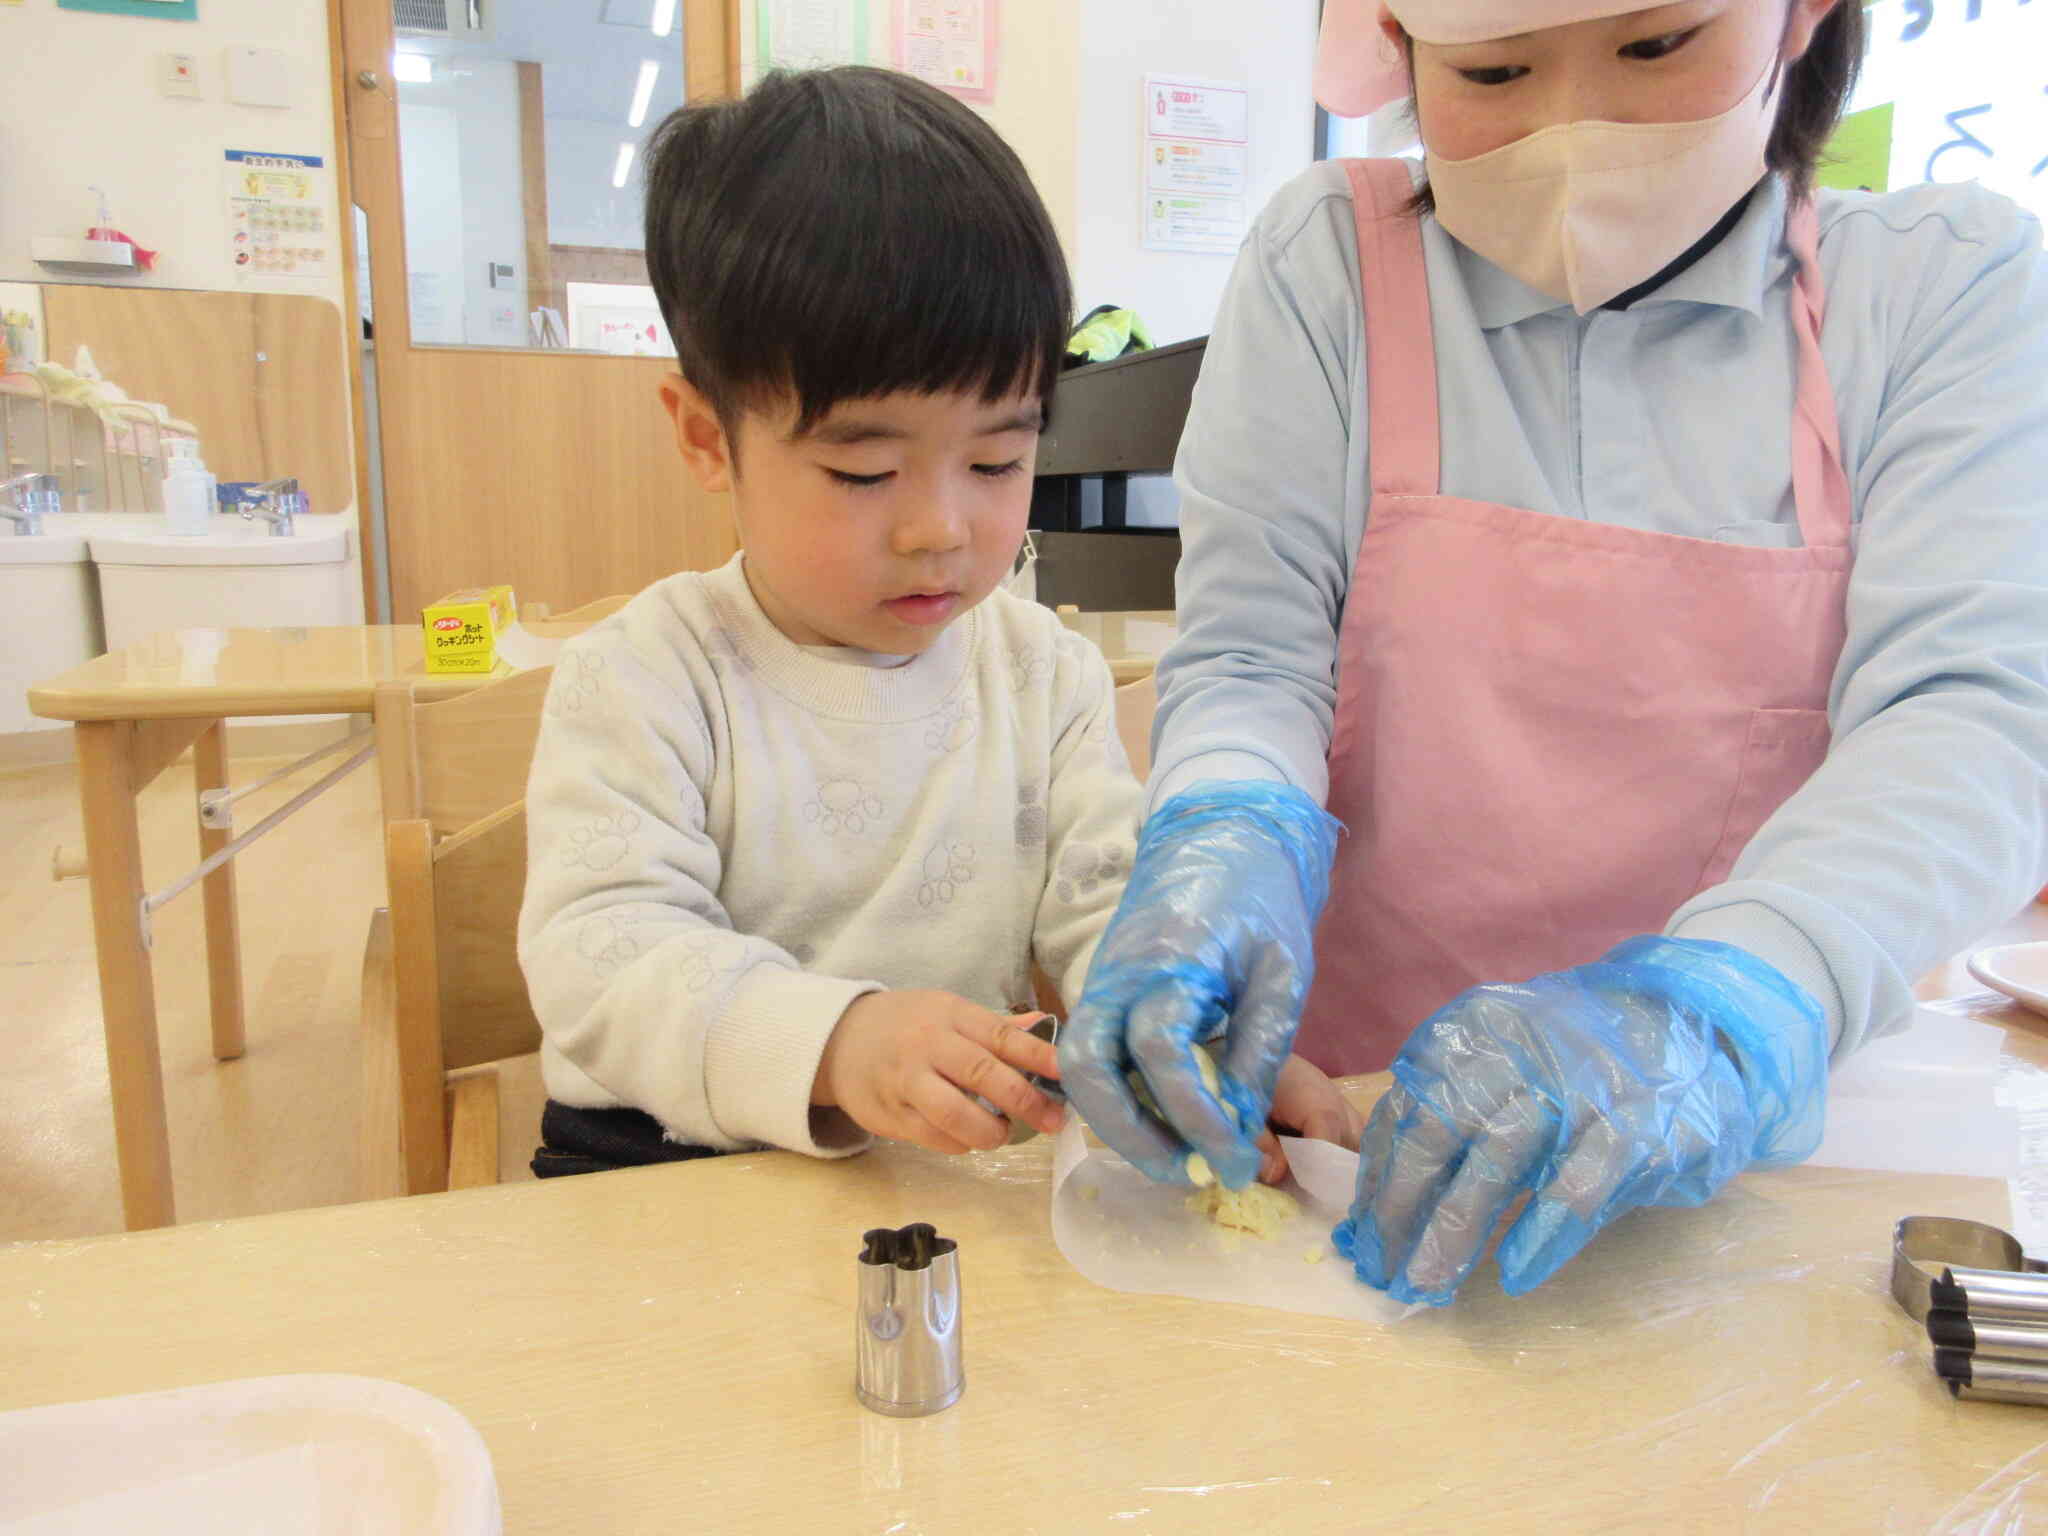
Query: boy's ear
659,373,736,494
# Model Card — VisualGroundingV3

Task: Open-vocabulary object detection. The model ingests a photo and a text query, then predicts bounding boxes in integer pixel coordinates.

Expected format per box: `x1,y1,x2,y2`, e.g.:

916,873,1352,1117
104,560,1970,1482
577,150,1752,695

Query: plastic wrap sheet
1051,1120,1411,1324
1808,1009,2021,1181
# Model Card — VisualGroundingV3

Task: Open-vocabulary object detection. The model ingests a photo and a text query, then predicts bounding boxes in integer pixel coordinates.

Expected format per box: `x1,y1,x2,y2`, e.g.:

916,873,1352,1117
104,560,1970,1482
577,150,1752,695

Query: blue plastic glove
1058,781,1341,1188
1334,936,1828,1306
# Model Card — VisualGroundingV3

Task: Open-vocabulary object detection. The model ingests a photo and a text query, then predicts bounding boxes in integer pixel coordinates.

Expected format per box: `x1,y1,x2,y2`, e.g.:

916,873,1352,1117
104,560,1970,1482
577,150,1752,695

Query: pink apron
1294,159,1854,1076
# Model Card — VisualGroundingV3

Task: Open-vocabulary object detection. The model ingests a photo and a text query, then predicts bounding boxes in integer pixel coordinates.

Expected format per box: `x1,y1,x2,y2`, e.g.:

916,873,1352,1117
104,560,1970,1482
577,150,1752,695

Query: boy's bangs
649,69,1071,437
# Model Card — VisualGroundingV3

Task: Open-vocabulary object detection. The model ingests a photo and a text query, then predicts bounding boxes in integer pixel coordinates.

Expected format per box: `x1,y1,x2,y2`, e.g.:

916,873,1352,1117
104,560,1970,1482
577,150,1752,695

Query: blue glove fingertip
1496,1198,1598,1297
1334,1213,1394,1290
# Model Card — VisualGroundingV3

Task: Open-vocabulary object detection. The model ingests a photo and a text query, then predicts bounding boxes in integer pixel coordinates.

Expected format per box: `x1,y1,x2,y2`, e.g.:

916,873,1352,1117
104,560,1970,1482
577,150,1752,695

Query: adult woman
1060,0,2048,1304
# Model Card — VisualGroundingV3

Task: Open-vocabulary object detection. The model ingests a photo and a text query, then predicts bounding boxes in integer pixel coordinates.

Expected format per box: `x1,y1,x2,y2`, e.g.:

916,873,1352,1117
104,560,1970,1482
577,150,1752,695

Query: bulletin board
57,0,199,18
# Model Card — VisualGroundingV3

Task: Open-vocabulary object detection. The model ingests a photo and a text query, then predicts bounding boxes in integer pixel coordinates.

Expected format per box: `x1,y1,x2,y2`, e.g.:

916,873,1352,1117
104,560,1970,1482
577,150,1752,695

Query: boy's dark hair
1400,2,1867,211
643,67,1072,444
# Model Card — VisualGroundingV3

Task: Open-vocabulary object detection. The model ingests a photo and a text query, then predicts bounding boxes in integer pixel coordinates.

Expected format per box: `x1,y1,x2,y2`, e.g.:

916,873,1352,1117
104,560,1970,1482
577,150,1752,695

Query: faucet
240,476,305,537
0,472,58,535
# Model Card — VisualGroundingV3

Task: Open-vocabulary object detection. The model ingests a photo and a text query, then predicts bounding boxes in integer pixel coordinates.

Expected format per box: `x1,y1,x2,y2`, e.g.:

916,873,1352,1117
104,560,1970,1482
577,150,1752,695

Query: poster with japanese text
754,0,869,75
893,1,998,103
1142,75,1249,255
224,150,334,281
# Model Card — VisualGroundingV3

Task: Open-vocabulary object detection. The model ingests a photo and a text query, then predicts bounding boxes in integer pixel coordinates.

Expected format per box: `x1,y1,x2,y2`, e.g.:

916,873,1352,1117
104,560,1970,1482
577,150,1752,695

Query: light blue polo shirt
1154,160,2048,1056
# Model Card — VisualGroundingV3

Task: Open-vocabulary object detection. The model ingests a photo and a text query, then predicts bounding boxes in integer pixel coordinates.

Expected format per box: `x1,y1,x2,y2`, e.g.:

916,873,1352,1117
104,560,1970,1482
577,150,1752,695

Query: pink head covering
1315,0,1668,116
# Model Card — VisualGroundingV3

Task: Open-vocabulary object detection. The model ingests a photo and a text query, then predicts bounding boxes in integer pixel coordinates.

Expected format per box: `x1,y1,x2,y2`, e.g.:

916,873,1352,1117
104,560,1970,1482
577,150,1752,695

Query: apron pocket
1697,707,1833,891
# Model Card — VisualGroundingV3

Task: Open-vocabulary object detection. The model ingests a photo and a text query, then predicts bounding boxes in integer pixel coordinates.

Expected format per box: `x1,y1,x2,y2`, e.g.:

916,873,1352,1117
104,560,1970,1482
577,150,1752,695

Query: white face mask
1425,55,1781,313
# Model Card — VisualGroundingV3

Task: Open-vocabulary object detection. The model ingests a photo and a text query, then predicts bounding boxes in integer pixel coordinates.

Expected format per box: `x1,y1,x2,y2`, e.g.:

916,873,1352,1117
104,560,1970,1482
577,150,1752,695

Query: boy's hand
814,992,1067,1153
1254,1054,1368,1185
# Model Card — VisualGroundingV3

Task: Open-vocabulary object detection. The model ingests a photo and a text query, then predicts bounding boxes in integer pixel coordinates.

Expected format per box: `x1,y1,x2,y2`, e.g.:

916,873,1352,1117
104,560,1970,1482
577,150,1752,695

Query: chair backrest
431,800,541,1069
520,593,633,628
374,666,553,1125
375,665,555,838
1114,675,1156,780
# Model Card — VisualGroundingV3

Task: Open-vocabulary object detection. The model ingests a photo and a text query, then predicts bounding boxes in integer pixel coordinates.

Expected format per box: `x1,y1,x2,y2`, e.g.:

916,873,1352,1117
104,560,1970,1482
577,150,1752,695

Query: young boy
518,66,1359,1177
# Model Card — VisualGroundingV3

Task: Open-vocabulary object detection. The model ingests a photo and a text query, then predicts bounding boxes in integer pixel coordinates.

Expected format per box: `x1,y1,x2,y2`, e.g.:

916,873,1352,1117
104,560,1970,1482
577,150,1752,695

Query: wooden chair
1114,674,1156,779
361,666,553,1198
519,593,632,628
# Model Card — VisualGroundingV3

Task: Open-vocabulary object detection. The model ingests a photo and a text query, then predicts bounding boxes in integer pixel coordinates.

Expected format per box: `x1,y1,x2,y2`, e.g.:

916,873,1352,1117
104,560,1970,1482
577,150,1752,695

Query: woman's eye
826,468,892,488
1457,64,1530,86
971,459,1027,480
1619,27,1699,60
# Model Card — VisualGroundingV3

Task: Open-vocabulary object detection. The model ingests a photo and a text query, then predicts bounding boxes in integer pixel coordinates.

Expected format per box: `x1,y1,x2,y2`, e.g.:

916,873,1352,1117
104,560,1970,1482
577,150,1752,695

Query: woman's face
1395,0,1838,161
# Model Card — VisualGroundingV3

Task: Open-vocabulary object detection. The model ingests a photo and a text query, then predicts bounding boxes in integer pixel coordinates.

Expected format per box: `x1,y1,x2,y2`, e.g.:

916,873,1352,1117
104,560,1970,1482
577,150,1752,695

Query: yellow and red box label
421,584,516,674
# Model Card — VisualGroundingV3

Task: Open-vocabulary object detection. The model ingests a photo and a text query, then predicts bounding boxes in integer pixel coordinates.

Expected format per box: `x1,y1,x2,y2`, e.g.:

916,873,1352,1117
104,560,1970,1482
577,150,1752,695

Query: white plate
0,1374,500,1535
1967,942,2048,1019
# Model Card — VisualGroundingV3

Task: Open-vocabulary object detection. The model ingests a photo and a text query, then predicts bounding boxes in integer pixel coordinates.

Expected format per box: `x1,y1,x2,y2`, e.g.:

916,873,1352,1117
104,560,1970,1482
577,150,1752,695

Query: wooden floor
1,735,541,1245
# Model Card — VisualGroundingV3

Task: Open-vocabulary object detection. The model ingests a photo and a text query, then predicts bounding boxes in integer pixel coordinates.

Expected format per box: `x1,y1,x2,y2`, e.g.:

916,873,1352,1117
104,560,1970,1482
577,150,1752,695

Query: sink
83,510,354,567
83,509,362,669
0,529,88,564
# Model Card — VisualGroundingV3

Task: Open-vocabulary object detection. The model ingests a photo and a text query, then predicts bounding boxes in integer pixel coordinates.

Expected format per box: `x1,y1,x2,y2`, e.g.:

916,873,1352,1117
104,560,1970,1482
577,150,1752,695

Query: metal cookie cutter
1893,1217,2048,1406
998,1009,1064,1144
1891,1217,2048,1324
855,1223,963,1417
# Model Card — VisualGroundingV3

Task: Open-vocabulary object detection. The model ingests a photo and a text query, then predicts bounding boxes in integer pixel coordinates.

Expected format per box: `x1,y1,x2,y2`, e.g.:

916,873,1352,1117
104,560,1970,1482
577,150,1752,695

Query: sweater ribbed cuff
1666,900,1844,1055
703,970,881,1157
1149,749,1291,815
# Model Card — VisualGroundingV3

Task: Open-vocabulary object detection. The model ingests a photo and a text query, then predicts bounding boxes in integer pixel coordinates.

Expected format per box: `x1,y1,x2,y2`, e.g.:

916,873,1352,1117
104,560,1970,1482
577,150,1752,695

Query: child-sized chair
1114,674,1156,779
518,593,632,628
361,666,552,1198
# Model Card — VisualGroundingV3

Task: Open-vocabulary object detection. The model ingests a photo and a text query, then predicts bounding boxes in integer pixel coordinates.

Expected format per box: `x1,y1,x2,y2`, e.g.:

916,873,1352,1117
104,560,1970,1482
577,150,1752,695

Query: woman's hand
1336,937,1828,1305
1058,782,1342,1188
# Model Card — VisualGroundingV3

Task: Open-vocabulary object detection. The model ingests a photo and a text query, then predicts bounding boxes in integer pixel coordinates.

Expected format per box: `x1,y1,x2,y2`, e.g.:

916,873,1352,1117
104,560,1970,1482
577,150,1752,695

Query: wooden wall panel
43,287,353,521
376,347,735,617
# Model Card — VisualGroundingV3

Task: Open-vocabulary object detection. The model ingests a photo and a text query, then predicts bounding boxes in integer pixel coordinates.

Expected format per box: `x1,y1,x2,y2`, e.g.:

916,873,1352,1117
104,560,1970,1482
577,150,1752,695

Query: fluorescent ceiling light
628,60,660,128
612,141,637,189
392,52,433,85
651,0,677,38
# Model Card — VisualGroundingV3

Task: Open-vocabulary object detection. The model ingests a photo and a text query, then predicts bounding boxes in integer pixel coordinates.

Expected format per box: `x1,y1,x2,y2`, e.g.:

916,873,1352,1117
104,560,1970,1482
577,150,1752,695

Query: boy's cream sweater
518,555,1141,1155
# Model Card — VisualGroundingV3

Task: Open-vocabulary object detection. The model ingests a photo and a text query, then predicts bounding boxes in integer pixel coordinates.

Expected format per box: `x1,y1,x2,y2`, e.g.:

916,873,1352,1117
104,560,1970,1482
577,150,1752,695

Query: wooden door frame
328,0,741,622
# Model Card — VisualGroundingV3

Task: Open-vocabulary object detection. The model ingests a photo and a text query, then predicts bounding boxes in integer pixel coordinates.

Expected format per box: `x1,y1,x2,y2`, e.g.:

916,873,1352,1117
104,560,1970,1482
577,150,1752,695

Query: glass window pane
393,0,685,351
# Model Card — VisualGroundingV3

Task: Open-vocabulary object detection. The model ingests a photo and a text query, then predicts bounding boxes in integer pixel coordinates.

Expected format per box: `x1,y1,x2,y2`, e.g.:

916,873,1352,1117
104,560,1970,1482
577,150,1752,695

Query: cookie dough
1186,1179,1299,1238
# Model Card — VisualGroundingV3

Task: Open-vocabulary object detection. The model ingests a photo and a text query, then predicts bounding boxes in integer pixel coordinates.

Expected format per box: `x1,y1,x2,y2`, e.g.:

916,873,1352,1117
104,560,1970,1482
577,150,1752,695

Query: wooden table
1053,608,1176,685
6,967,2048,1532
26,614,1179,1233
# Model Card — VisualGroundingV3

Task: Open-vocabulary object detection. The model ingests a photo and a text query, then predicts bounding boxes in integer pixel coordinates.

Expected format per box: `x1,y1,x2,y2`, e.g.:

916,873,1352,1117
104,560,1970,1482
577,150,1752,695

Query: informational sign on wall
754,0,870,73
893,1,998,103
224,149,334,281
1142,74,1250,255
1848,0,2047,222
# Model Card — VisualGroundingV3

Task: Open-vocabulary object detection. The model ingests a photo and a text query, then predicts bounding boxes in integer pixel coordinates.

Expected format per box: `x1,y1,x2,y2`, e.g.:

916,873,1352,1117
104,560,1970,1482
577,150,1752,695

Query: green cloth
1066,306,1153,367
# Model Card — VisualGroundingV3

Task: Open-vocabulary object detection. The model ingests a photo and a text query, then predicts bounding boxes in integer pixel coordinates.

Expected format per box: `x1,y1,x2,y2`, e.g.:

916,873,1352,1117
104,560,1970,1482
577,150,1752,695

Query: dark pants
531,1101,723,1179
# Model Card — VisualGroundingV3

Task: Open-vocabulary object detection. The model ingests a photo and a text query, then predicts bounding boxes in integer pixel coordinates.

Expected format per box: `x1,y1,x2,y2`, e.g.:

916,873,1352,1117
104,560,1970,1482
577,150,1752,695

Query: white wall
1071,1,1320,347
0,0,341,302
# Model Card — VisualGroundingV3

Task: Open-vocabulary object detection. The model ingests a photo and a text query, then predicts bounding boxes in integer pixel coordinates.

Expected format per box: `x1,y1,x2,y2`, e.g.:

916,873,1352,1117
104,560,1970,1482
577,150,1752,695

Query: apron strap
1783,196,1855,551
1345,159,1440,499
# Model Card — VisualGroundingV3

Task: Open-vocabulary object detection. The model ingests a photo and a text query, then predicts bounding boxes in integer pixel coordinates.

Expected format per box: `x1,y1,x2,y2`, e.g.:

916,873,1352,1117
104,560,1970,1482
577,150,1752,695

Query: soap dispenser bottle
163,435,217,536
